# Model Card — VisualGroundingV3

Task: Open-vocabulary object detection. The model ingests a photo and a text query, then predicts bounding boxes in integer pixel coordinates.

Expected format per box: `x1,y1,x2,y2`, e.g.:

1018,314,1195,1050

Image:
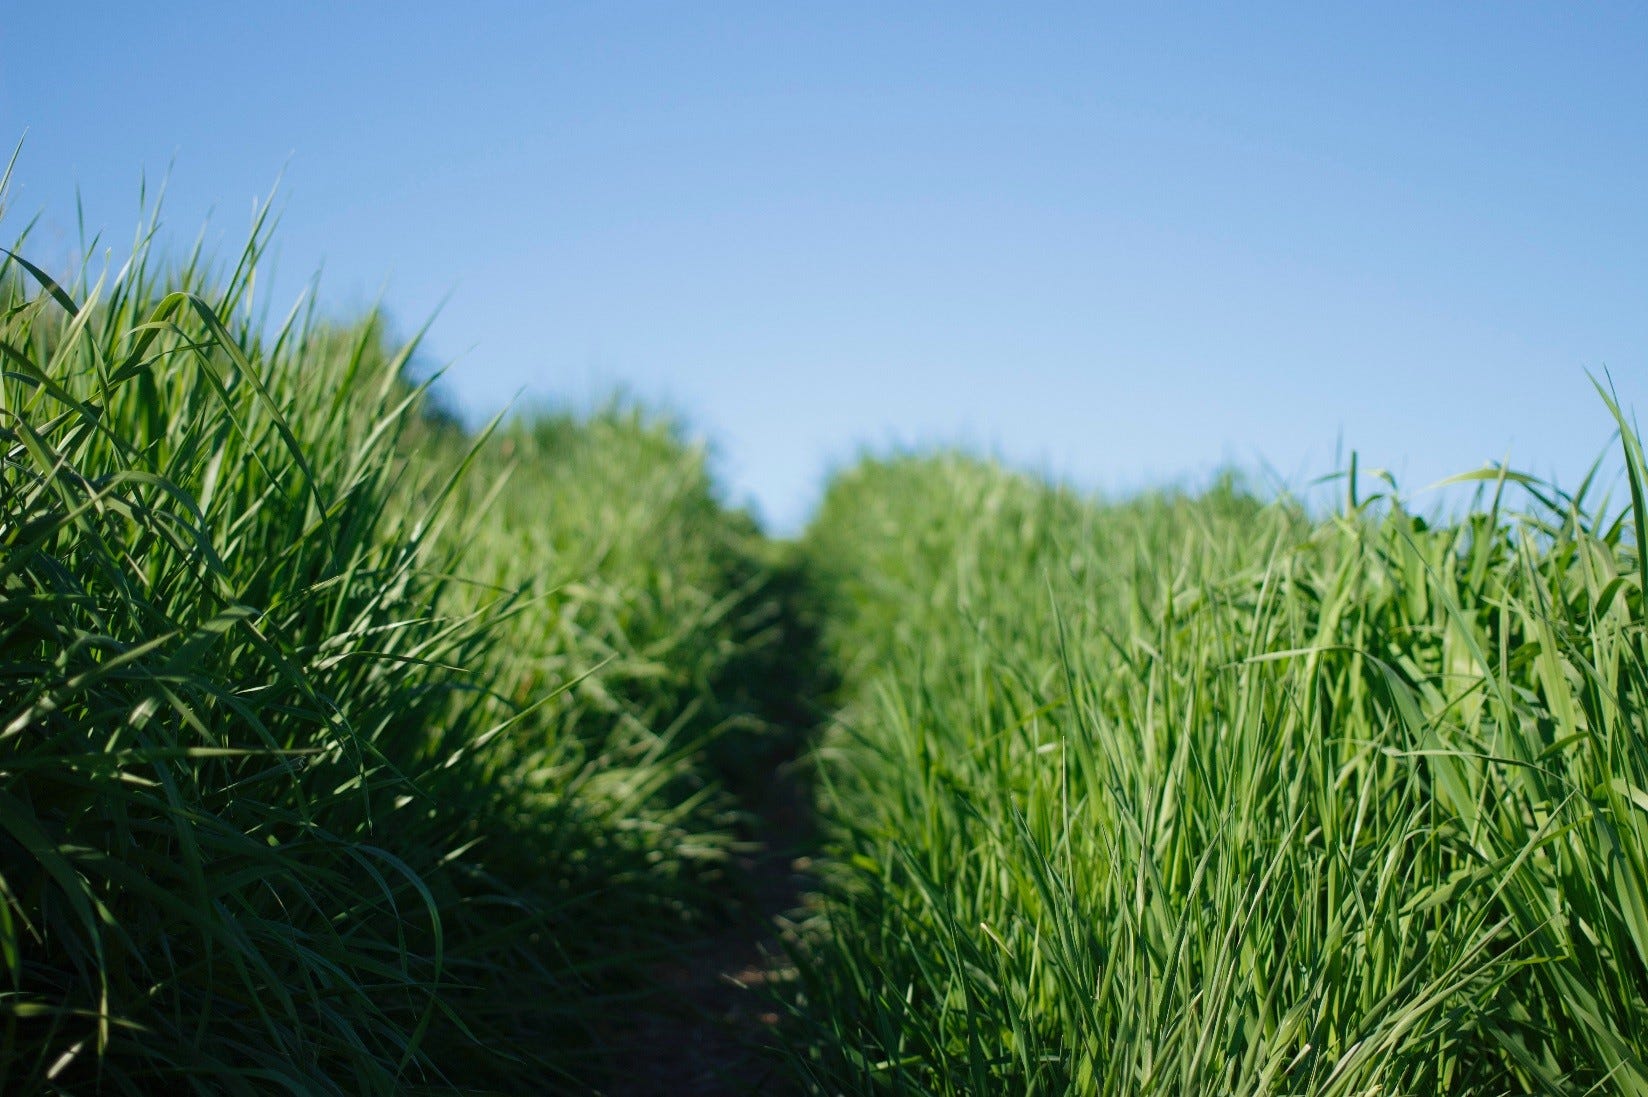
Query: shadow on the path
597,545,839,1097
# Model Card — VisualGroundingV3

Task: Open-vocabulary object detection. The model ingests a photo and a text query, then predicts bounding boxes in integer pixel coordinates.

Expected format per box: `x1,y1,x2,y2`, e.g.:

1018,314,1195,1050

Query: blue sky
4,4,1644,531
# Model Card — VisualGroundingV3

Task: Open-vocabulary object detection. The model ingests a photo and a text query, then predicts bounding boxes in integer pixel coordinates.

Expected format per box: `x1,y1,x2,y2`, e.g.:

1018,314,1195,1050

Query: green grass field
4,208,1647,1094
787,447,1648,1094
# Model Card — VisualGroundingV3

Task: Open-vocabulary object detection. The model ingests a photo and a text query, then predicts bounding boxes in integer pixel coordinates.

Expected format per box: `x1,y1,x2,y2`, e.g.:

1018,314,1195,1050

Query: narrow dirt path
597,554,831,1096
598,764,815,1097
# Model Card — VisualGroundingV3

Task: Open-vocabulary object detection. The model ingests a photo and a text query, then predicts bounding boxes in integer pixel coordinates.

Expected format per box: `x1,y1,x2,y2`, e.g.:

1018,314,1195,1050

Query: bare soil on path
597,762,816,1097
593,556,833,1096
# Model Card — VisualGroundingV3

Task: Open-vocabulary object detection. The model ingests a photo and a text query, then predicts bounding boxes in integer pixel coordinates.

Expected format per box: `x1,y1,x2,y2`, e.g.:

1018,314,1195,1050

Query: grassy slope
0,226,792,1093
789,450,1648,1095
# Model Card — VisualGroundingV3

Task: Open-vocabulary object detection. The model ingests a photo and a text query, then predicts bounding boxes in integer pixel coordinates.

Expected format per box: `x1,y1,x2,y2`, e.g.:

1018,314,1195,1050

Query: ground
599,761,816,1097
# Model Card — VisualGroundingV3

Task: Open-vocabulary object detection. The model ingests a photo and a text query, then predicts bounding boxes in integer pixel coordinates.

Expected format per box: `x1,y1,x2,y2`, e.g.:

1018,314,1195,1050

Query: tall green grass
12,184,1647,1096
789,443,1648,1094
0,210,791,1092
450,403,803,797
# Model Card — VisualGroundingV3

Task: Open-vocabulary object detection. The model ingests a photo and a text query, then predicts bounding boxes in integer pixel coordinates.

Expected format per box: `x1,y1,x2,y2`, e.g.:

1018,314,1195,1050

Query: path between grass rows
601,762,816,1096
599,557,831,1096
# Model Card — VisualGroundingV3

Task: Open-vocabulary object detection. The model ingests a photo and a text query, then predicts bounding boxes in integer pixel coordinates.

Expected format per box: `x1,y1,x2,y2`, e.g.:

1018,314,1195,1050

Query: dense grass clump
450,404,805,795
788,446,1648,1094
0,219,789,1092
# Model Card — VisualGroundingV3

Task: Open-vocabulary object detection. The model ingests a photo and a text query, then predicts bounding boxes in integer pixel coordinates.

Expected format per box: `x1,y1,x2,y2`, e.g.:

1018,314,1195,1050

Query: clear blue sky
4,4,1644,531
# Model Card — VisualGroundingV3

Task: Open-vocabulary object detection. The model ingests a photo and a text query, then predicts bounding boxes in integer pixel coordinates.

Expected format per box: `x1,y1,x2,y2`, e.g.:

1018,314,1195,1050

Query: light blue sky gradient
4,4,1644,531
